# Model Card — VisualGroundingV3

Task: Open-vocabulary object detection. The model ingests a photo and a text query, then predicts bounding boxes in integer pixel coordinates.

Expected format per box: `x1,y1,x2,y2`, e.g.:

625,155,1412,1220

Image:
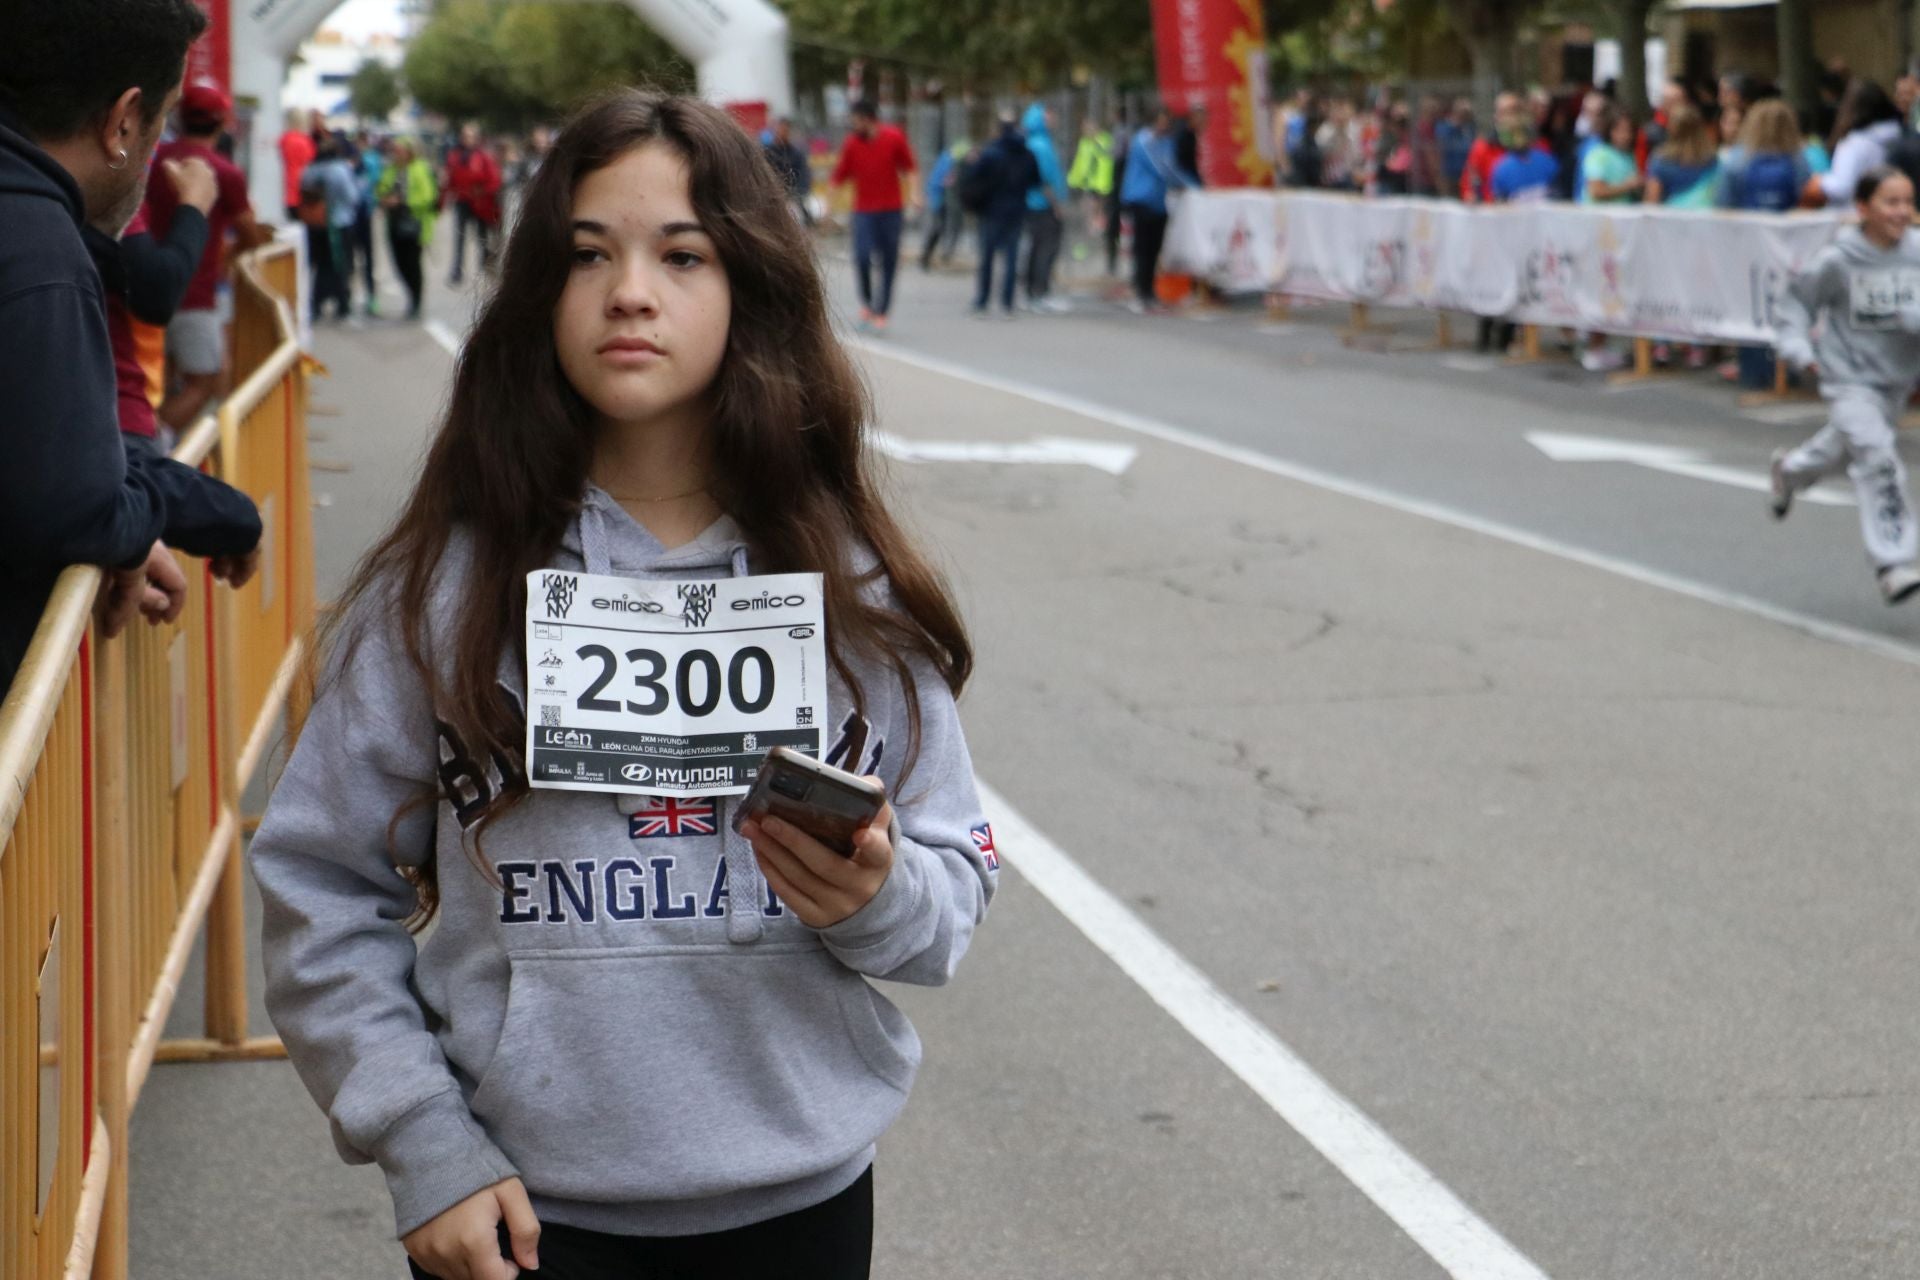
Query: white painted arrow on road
872,430,1138,475
1525,431,1853,507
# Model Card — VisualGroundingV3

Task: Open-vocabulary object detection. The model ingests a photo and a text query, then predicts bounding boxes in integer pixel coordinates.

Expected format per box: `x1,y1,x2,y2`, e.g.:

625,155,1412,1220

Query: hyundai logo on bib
656,765,733,787
621,763,652,783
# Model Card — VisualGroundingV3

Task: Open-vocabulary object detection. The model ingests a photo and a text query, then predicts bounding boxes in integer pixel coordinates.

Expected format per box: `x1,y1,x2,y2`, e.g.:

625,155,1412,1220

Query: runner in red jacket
830,101,919,332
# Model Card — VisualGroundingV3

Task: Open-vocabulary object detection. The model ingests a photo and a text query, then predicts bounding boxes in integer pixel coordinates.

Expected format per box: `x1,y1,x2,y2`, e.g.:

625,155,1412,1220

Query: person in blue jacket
918,138,966,271
1118,107,1200,313
1021,103,1073,312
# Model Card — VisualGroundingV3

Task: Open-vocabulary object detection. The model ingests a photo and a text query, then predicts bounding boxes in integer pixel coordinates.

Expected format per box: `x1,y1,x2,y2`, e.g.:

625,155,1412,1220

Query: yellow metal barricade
0,235,312,1280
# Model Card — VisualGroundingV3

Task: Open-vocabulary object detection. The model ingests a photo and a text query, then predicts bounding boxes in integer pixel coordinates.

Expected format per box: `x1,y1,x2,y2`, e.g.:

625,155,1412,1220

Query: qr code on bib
540,705,562,727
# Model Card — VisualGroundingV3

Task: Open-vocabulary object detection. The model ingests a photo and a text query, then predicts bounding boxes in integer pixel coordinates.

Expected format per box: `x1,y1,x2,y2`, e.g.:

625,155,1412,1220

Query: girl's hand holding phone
741,782,895,928
403,1176,539,1280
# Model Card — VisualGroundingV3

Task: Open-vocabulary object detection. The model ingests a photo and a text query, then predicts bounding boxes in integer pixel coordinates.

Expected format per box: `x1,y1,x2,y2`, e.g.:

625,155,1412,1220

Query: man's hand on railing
93,541,187,638
209,546,261,590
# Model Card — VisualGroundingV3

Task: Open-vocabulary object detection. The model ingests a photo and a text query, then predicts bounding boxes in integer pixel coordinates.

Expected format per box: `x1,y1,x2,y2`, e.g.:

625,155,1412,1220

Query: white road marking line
978,780,1552,1280
852,340,1920,668
872,430,1138,474
1527,430,1852,507
425,319,462,357
1741,400,1829,427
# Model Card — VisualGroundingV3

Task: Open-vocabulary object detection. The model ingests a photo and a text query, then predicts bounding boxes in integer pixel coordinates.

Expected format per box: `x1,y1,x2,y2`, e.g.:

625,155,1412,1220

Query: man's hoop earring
107,148,130,171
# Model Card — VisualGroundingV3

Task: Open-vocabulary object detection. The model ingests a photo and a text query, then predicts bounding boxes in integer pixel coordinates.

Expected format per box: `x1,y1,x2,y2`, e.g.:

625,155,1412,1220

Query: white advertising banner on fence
1162,191,1845,345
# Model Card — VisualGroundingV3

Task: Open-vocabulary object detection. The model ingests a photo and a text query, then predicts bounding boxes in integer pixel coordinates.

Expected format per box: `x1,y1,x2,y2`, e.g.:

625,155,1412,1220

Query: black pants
309,225,350,319
973,211,1022,311
388,219,424,316
450,202,494,282
408,1168,872,1280
353,204,377,300
1126,203,1168,303
1023,207,1062,301
1103,192,1122,276
920,202,962,269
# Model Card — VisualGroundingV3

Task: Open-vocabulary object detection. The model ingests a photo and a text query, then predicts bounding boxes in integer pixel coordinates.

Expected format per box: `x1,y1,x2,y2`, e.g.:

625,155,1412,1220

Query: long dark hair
1831,79,1899,152
310,89,971,922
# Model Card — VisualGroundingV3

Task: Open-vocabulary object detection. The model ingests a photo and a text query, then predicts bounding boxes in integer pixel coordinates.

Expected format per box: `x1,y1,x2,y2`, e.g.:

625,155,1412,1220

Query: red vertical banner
185,0,231,90
1151,0,1274,188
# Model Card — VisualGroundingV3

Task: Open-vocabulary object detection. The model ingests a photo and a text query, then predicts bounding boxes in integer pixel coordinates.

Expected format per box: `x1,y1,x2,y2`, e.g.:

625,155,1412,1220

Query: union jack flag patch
970,822,999,870
629,797,718,839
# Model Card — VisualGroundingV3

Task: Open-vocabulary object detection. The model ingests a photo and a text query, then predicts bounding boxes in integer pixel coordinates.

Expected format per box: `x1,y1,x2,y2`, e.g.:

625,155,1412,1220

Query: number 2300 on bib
523,570,827,797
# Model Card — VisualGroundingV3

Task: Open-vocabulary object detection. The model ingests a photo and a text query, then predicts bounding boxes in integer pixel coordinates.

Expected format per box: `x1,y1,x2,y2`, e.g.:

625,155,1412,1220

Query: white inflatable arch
234,0,793,216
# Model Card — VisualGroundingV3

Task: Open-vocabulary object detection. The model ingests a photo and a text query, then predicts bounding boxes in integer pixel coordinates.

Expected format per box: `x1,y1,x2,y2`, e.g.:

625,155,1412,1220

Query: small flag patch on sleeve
970,822,999,870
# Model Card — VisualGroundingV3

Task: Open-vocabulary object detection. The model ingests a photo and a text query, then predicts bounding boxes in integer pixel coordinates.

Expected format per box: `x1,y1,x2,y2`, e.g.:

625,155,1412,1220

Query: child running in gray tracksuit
250,91,994,1280
1773,165,1920,603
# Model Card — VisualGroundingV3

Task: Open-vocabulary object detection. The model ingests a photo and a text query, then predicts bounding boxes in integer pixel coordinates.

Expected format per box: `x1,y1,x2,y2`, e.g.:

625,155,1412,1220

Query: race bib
523,570,826,796
1850,269,1918,331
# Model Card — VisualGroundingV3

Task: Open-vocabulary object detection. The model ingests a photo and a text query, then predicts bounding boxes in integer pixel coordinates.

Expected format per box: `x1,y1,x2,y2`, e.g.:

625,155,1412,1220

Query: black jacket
978,127,1039,222
0,106,255,696
763,139,810,199
0,103,166,692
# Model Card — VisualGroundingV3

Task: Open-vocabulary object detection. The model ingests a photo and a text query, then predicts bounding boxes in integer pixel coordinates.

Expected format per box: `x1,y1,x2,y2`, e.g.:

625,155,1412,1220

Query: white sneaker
1038,296,1073,314
1879,564,1920,605
1769,448,1793,520
1579,347,1626,372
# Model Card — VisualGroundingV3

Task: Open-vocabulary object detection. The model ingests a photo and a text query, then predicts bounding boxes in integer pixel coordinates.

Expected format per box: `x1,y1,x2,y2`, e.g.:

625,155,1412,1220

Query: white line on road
425,319,463,358
872,430,1138,474
1526,430,1852,507
978,780,1552,1280
851,340,1920,668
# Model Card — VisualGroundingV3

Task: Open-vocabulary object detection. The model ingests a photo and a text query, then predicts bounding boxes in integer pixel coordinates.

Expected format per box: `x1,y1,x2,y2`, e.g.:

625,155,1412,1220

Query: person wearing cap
140,79,270,433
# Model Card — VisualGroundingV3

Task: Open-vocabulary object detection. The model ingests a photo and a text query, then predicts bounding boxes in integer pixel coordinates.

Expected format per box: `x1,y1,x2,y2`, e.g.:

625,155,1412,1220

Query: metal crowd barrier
0,238,312,1280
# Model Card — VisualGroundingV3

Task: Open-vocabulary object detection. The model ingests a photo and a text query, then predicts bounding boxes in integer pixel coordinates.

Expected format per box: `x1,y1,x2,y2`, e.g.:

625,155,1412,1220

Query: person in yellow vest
377,139,440,320
1067,117,1116,271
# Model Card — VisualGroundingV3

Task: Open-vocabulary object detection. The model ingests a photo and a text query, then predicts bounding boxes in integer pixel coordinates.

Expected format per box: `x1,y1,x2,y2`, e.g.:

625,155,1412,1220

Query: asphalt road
129,227,1920,1279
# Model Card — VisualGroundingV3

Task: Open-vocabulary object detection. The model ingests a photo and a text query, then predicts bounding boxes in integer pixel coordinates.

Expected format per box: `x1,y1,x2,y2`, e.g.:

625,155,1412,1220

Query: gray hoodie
1776,225,1920,389
251,488,995,1239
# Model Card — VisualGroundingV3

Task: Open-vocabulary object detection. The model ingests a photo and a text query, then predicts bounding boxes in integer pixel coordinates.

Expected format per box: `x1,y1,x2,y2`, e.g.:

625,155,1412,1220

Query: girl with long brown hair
250,89,995,1280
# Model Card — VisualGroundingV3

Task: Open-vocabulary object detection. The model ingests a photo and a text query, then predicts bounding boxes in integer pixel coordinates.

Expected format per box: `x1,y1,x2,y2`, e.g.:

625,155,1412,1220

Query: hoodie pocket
467,946,918,1204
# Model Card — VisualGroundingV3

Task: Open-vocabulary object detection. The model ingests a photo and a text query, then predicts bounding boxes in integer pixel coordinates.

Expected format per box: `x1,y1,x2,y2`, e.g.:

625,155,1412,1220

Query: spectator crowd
1272,65,1920,375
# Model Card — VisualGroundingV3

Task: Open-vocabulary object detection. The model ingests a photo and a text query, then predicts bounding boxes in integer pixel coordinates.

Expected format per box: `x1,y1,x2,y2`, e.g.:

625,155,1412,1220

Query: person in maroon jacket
141,79,269,431
443,122,502,285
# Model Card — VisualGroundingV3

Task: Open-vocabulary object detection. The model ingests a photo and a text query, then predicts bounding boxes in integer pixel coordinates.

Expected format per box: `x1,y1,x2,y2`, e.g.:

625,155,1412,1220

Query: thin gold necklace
605,482,710,503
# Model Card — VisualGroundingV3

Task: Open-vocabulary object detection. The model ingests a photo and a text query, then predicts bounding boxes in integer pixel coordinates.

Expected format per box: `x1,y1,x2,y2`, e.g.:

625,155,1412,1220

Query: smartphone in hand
732,747,886,856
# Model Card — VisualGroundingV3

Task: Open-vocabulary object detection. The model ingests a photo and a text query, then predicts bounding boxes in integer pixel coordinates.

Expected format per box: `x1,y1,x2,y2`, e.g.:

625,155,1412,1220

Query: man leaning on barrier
0,0,263,699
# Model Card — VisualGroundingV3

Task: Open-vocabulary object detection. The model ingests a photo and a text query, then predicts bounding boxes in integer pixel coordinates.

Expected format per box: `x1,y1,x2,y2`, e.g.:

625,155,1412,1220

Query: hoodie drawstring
719,541,764,943
579,500,614,576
